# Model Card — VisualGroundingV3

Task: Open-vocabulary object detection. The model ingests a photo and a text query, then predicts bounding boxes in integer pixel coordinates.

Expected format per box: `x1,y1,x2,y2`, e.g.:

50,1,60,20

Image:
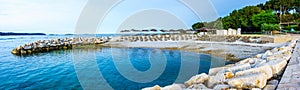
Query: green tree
203,17,223,29
261,23,280,32
251,10,279,27
222,6,262,29
222,10,242,29
192,22,205,29
238,6,262,27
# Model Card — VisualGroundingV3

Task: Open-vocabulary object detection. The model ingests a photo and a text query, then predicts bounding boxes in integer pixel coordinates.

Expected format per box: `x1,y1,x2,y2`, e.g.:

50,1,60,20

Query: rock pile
143,40,297,90
11,37,110,55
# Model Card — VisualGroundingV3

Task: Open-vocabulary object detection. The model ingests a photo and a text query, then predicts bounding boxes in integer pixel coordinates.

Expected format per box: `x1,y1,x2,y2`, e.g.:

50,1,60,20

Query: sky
0,0,267,34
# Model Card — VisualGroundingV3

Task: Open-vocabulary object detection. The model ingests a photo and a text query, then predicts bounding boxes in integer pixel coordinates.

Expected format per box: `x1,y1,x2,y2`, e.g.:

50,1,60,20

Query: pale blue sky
0,0,267,34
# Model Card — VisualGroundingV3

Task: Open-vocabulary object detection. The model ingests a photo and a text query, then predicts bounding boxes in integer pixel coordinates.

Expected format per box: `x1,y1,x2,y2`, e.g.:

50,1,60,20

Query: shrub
283,25,300,31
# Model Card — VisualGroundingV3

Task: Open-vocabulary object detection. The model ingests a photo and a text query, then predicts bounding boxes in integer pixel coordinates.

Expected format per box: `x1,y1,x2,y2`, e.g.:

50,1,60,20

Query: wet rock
11,49,20,55
184,73,209,87
23,45,32,50
16,46,23,51
142,85,161,90
20,50,26,54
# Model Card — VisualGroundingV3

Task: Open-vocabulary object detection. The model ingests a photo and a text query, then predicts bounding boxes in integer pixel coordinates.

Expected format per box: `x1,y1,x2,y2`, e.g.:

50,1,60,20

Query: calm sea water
0,35,225,90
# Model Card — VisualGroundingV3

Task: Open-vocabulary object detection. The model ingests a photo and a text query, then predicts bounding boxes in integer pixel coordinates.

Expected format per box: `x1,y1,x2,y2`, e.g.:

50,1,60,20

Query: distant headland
0,32,46,36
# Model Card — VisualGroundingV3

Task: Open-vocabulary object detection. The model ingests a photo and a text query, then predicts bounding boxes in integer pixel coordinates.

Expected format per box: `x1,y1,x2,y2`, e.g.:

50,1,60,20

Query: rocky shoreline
143,40,297,90
11,37,110,55
12,34,271,56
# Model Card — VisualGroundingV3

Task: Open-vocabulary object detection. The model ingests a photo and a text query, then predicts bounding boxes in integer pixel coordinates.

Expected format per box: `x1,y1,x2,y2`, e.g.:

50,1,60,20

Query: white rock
227,73,267,89
187,84,209,89
235,65,273,79
251,88,261,90
184,73,209,87
249,59,256,64
213,84,230,90
142,85,161,90
209,67,229,76
227,63,251,74
236,58,250,65
255,54,263,59
266,59,287,75
270,48,278,53
161,84,183,90
267,52,291,61
251,60,267,68
207,73,226,88
262,50,273,59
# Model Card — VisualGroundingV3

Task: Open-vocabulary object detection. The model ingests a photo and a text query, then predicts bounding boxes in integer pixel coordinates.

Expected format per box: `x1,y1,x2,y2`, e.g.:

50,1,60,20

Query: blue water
0,35,225,90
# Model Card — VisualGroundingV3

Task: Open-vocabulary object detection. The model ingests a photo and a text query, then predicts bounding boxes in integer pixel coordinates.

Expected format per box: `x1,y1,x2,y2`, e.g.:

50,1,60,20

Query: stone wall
261,36,292,43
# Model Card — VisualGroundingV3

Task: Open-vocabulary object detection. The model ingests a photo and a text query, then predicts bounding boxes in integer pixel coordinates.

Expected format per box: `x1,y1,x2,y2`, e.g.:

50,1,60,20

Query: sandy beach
105,40,286,61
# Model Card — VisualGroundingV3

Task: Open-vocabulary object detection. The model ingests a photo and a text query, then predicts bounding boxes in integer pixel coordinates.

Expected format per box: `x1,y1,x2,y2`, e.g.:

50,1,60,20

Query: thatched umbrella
150,29,158,32
142,30,149,32
120,30,130,32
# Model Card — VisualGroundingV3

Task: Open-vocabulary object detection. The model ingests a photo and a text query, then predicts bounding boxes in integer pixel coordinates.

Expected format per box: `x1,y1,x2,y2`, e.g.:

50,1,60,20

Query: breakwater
11,37,110,55
143,39,297,90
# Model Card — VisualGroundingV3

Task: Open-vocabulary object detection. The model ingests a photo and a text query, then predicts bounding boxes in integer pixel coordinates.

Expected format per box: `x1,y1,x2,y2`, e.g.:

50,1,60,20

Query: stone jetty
143,39,297,90
277,39,300,89
11,37,110,55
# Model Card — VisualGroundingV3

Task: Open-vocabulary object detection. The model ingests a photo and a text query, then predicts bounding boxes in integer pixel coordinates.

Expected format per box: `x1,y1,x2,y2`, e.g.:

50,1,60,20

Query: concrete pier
277,39,300,90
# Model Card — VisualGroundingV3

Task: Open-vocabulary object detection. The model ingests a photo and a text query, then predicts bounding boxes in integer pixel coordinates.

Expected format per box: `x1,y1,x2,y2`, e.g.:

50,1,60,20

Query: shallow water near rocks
0,35,225,89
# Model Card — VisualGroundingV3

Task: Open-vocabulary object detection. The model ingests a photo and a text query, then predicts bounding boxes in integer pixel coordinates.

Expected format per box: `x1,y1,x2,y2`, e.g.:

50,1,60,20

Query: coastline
143,39,298,90
105,40,284,62
9,34,299,89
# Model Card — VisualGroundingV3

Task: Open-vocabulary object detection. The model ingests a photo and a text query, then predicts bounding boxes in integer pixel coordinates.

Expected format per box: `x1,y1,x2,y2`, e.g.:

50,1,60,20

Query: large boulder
235,65,273,79
23,45,33,50
267,51,291,61
266,59,287,75
227,63,251,74
250,59,267,68
207,72,226,88
142,85,161,90
161,84,184,90
209,66,230,76
227,73,268,89
187,84,210,90
213,84,230,90
184,73,209,87
261,50,273,60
